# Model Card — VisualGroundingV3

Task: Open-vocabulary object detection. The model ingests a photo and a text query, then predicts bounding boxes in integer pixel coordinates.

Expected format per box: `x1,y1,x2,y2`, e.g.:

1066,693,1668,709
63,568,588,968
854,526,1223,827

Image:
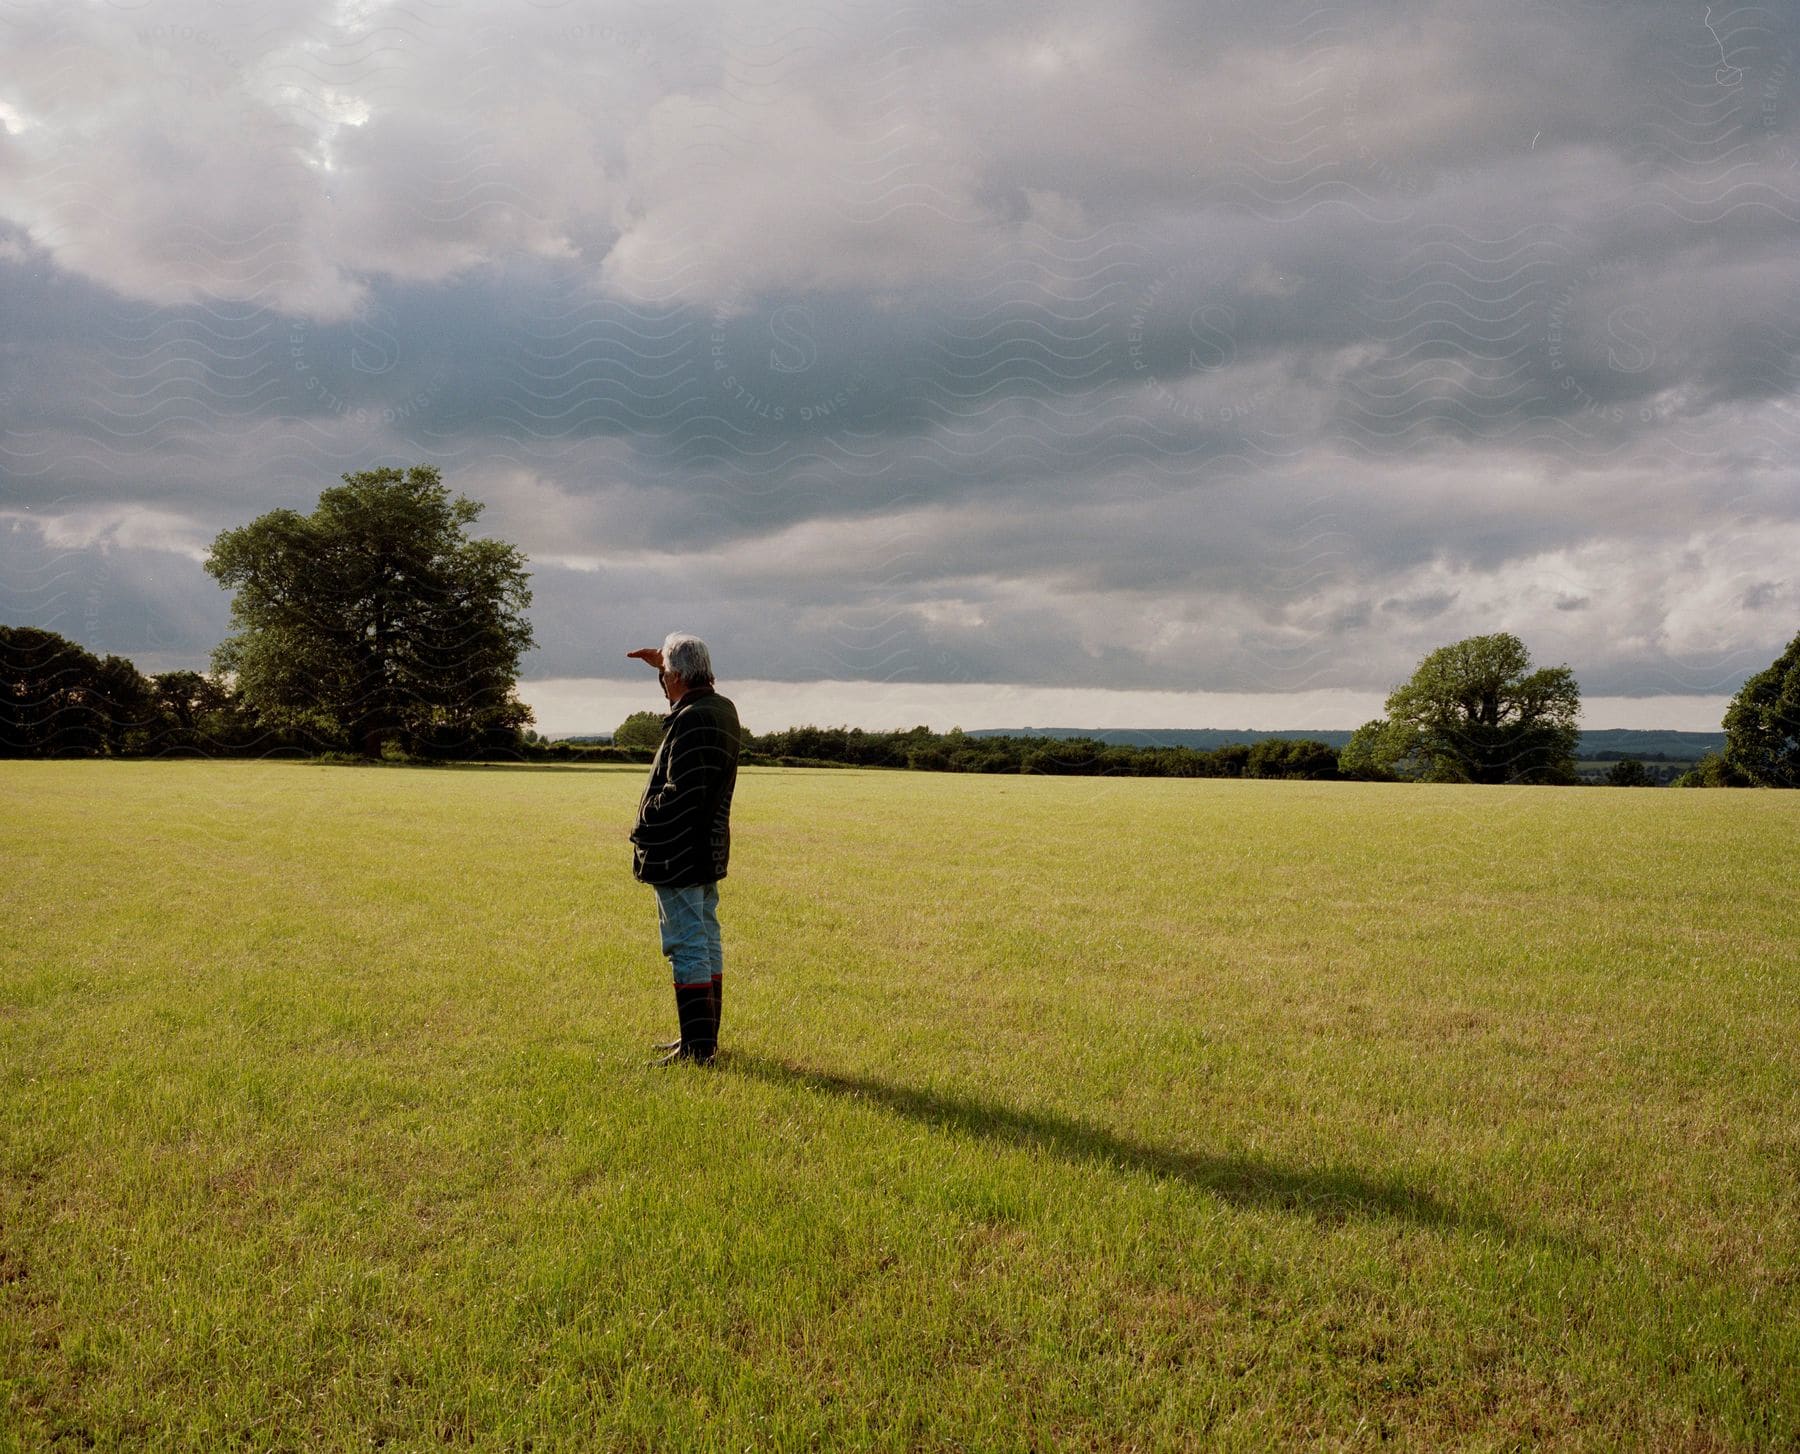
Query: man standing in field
626,634,742,1066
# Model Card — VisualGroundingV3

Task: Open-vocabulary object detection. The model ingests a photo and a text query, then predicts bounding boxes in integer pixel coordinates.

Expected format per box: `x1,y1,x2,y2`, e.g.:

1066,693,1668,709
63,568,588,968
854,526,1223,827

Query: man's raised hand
627,648,665,670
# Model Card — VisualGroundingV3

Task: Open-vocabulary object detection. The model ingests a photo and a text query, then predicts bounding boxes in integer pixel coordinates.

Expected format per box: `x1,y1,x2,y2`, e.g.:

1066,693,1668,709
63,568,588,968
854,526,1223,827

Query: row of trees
0,626,268,757
0,616,534,759
739,724,1345,778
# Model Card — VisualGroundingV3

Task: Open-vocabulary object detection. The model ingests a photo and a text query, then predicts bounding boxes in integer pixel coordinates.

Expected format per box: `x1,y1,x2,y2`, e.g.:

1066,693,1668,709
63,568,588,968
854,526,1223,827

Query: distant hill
969,726,1726,762
1567,729,1727,761
971,727,1355,749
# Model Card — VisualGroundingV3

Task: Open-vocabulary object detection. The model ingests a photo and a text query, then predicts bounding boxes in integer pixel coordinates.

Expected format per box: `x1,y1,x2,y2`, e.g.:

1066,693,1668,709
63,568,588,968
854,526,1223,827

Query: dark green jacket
631,687,742,887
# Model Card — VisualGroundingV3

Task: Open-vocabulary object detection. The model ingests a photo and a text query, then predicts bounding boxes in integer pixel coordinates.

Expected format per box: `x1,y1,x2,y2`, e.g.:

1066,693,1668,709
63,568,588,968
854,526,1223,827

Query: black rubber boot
654,973,722,1053
651,983,716,1066
689,978,718,1063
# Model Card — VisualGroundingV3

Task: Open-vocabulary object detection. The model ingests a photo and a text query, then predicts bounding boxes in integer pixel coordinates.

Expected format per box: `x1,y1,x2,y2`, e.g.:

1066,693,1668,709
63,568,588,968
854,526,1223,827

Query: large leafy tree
1339,717,1409,781
1351,632,1580,785
1722,629,1800,787
206,465,535,756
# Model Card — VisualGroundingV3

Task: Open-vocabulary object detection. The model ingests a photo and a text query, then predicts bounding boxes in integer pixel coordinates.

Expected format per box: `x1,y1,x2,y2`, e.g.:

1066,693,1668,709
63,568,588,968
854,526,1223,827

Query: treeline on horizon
743,727,1714,785
542,722,1345,778
549,719,1694,786
741,724,1345,780
960,725,1728,763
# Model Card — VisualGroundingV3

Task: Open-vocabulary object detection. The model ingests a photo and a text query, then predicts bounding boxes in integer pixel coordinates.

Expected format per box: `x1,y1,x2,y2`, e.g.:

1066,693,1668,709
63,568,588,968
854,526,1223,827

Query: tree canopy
613,711,668,750
206,465,534,756
1,625,156,757
1722,628,1800,787
1344,633,1580,785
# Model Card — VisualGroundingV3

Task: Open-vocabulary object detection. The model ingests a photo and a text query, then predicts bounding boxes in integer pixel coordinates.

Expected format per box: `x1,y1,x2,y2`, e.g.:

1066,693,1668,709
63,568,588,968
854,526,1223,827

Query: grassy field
3,762,1797,1451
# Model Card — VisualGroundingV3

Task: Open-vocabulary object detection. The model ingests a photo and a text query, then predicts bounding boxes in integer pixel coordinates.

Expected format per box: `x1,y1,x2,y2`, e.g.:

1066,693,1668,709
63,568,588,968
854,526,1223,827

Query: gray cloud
3,0,1799,710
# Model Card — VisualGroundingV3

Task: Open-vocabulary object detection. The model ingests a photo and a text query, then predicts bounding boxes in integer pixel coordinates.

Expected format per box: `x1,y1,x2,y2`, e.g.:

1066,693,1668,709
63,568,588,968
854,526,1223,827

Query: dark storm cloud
3,0,1799,701
0,515,231,668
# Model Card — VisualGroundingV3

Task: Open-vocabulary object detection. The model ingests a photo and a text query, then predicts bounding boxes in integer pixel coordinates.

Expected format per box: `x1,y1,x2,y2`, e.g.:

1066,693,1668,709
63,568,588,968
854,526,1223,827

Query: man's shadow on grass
731,1053,1565,1250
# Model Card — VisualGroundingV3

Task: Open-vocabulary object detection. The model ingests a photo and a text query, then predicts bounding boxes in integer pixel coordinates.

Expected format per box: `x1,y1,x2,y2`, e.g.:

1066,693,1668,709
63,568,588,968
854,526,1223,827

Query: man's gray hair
661,632,714,687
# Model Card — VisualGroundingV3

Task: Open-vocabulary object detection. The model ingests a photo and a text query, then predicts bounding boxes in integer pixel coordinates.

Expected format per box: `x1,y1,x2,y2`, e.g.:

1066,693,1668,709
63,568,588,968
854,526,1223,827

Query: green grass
3,762,1797,1451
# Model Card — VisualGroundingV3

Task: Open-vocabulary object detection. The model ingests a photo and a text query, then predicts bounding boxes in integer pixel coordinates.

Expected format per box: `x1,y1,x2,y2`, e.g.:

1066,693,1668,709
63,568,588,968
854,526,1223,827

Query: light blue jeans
653,882,723,987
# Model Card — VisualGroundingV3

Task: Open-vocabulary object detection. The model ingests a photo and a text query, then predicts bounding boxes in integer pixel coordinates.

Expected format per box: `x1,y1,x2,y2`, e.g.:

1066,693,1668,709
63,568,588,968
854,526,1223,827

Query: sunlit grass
3,761,1796,1449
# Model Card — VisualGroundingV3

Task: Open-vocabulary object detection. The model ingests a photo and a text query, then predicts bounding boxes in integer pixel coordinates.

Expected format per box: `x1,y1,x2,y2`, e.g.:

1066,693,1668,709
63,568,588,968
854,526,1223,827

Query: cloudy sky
3,0,1798,734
